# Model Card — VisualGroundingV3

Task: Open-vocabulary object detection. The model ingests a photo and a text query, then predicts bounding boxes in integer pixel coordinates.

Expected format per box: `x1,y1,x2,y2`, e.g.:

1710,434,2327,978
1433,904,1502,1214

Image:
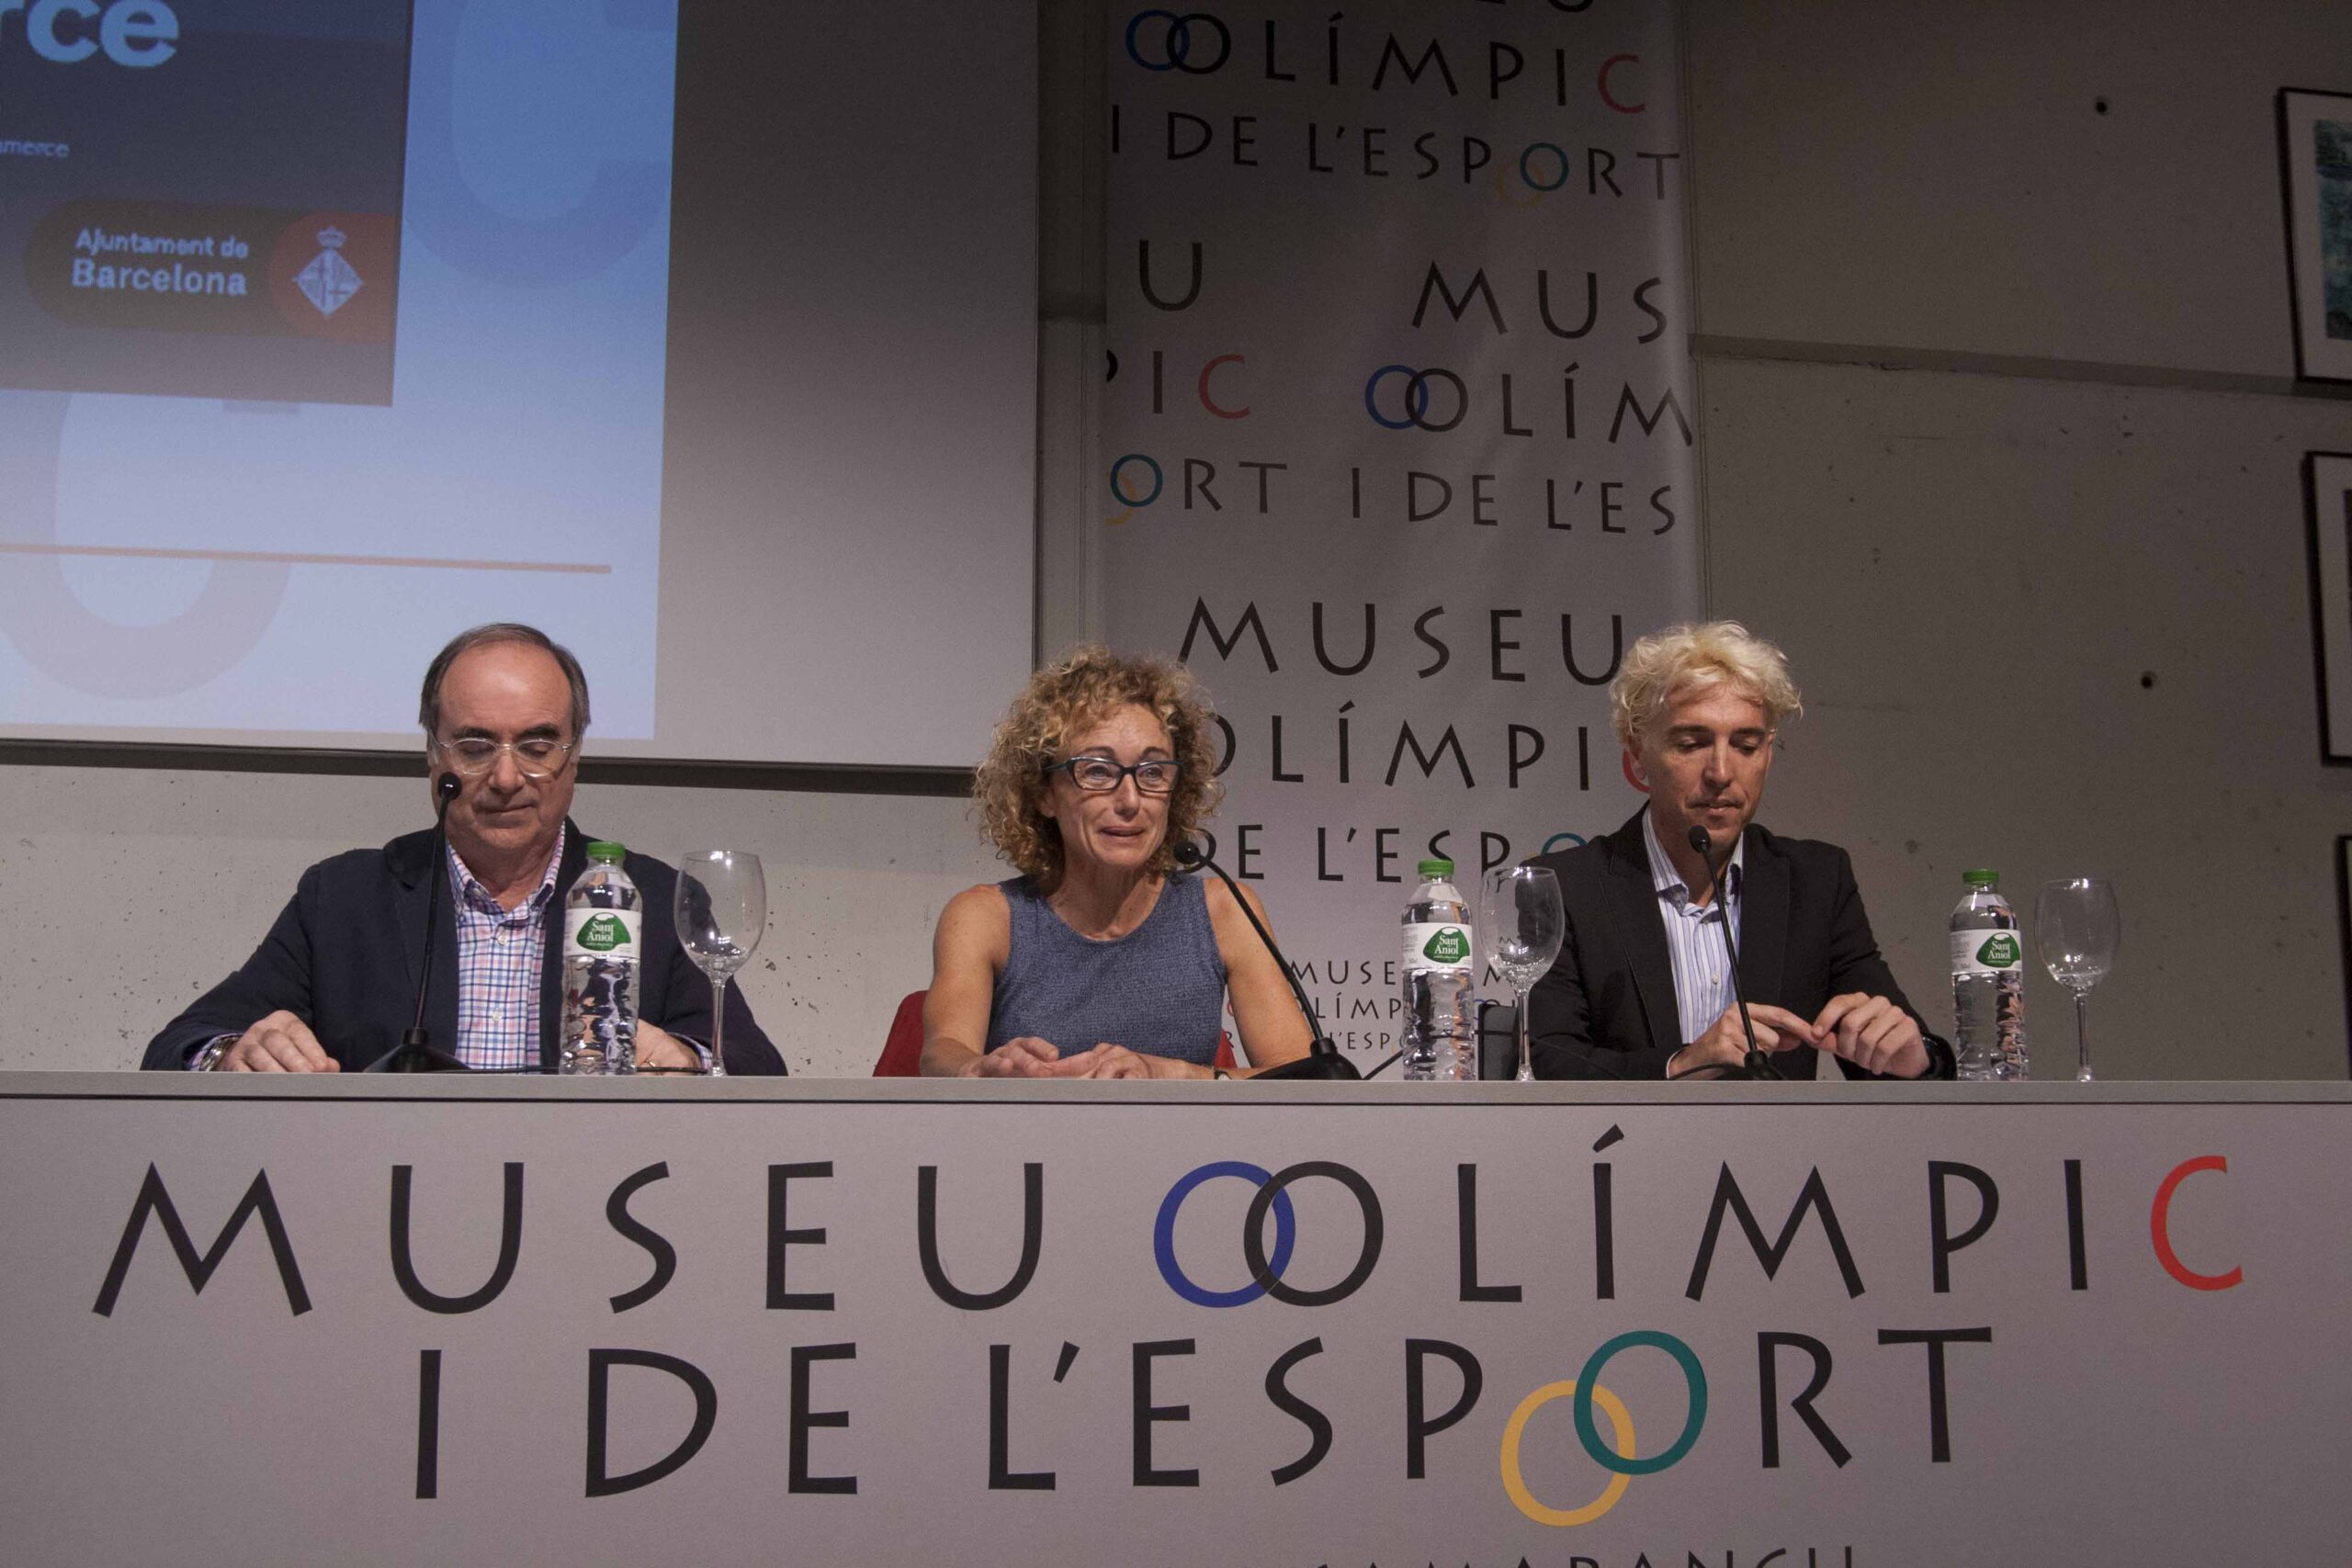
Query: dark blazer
141,821,785,1074
1524,809,1949,1081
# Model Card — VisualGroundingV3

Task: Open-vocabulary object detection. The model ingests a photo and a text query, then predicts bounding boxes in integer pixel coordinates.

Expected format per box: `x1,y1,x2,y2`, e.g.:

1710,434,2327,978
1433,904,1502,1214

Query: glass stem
707,972,729,1077
2073,991,2092,1083
1514,986,1535,1082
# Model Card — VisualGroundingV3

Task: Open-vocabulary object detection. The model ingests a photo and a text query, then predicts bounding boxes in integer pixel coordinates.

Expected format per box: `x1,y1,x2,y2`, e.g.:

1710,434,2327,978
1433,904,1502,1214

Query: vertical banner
1101,3,1701,1063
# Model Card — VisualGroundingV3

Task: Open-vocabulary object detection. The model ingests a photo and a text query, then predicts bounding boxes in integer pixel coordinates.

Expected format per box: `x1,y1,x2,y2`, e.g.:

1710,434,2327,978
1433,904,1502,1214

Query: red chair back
874,990,928,1076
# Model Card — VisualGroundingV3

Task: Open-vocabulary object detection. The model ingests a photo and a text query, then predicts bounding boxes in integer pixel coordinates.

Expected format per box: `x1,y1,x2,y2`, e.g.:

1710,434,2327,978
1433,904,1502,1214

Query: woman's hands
958,1037,1209,1079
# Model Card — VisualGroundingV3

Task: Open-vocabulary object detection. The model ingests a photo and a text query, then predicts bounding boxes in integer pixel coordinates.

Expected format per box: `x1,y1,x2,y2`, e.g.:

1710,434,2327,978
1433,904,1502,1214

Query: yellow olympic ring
1496,160,1544,209
1102,508,1135,525
1498,1380,1635,1527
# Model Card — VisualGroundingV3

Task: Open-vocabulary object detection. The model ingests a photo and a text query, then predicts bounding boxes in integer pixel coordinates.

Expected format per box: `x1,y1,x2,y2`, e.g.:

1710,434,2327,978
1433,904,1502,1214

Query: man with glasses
141,624,785,1075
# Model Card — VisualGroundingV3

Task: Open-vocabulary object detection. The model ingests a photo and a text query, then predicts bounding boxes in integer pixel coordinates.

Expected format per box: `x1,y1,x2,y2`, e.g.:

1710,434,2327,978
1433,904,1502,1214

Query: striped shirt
1640,811,1746,1047
447,826,567,1071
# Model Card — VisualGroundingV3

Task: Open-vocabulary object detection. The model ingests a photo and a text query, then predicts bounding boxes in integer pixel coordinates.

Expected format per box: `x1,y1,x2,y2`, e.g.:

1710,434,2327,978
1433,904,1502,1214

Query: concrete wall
1686,0,2352,1076
7,2,2351,1078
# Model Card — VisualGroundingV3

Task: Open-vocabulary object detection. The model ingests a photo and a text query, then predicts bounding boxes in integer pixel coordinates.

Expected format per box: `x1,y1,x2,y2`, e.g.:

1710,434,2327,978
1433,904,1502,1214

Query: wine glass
674,852,766,1077
2034,877,2120,1083
1482,865,1566,1082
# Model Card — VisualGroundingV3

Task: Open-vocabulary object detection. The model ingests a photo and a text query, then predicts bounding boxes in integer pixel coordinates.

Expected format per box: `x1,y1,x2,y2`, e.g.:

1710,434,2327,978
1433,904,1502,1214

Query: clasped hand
964,1036,1186,1080
1675,992,1926,1078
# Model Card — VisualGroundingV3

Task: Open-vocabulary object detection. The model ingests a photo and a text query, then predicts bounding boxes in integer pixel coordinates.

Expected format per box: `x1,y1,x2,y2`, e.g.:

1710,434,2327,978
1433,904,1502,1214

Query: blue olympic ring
1154,1160,1299,1307
1540,831,1589,854
1125,10,1231,73
1363,365,1434,431
1110,453,1164,507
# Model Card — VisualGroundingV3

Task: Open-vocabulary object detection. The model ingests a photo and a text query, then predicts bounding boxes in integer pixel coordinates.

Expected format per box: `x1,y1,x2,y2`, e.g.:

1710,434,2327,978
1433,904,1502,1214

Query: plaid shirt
190,826,709,1070
447,827,567,1071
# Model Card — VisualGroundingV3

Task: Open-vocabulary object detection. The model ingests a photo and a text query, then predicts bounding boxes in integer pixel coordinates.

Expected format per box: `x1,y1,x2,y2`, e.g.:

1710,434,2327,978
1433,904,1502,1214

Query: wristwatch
1920,1033,1958,1081
194,1037,232,1072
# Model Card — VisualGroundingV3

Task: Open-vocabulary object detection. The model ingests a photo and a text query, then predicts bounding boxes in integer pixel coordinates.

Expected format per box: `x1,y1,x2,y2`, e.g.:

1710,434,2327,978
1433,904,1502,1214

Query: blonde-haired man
1525,622,1952,1081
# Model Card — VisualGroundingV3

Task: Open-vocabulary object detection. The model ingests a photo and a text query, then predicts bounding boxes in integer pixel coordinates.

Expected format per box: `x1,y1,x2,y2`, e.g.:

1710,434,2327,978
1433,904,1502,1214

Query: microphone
1686,824,1780,1081
367,773,469,1073
1172,840,1361,1081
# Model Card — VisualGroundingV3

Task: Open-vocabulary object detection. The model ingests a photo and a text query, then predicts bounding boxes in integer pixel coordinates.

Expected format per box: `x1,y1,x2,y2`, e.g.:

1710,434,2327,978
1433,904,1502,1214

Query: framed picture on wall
2337,836,2352,1069
2279,88,2352,383
2309,453,2352,761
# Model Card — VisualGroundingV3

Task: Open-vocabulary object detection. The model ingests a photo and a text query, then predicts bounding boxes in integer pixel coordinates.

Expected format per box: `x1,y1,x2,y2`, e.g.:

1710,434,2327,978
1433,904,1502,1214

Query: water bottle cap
1962,868,1998,886
1418,858,1454,877
586,841,627,863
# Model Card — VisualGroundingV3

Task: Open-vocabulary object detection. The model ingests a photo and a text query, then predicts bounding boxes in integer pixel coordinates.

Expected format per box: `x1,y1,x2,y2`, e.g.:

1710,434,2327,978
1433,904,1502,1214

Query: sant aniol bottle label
1404,921,1472,971
1949,930,2021,975
567,908,640,959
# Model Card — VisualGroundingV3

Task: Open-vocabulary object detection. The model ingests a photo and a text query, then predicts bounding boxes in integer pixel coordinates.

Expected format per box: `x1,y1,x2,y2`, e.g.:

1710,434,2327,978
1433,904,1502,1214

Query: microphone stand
1172,840,1361,1081
366,773,470,1074
1686,824,1781,1082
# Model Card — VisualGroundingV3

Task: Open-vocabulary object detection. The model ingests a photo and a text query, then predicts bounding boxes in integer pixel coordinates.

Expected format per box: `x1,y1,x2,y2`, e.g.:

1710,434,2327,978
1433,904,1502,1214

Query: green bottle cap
1962,868,1998,886
586,841,627,863
1418,858,1454,877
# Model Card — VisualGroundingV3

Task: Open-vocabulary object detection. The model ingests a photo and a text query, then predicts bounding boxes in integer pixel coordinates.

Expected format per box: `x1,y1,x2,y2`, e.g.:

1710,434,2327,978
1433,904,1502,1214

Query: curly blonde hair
1611,621,1804,751
973,646,1224,887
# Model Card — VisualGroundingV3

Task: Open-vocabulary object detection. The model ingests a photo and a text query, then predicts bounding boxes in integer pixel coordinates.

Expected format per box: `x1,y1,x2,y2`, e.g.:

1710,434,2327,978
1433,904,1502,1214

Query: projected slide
0,0,673,738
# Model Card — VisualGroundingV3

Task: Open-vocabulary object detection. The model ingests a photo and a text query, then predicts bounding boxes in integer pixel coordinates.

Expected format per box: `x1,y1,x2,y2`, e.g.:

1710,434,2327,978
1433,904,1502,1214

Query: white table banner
1,1076,2342,1562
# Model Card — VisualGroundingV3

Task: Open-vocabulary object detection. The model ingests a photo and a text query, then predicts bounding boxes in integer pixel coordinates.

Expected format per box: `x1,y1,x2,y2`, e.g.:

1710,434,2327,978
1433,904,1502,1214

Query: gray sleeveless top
986,874,1228,1065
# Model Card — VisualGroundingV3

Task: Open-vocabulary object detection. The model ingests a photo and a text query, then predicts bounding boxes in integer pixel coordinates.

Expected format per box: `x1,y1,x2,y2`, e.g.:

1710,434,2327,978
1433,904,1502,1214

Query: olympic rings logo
1363,365,1468,432
1153,1159,1385,1308
1498,1332,1709,1526
1155,1161,1707,1529
1125,10,1231,73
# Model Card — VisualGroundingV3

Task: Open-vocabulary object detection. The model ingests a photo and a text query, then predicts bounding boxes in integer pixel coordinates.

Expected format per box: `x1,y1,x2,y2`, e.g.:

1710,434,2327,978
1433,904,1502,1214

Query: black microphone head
435,772,462,803
1687,824,1713,857
1171,839,1204,870
1250,1044,1363,1081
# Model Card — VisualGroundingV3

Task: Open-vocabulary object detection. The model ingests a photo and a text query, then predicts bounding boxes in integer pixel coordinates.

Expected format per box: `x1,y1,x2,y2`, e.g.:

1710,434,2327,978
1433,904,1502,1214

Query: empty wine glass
674,852,766,1077
2034,877,2120,1083
1482,865,1566,1081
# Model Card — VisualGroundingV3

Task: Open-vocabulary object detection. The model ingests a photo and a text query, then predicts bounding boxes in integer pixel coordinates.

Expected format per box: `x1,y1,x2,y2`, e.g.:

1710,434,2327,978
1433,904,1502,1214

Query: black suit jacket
141,821,785,1074
1524,810,1947,1081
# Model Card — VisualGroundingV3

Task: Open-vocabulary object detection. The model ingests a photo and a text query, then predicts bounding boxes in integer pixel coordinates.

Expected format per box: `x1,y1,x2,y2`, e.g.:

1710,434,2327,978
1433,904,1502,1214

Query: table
3,1073,2343,1563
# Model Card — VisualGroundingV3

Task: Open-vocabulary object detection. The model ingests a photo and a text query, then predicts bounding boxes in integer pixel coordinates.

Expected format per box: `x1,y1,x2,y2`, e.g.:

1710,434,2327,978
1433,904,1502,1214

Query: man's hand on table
1809,992,1929,1077
634,1021,701,1072
213,1010,338,1072
1666,1002,1816,1078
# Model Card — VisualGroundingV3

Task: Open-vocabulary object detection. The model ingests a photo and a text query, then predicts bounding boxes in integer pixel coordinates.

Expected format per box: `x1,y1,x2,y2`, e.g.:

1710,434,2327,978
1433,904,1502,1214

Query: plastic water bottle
560,841,640,1074
1401,858,1476,1082
1950,868,2027,1081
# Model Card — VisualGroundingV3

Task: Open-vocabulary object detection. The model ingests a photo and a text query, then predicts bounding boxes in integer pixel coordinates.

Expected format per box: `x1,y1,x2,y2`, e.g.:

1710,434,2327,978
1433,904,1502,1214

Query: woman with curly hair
919,647,1314,1079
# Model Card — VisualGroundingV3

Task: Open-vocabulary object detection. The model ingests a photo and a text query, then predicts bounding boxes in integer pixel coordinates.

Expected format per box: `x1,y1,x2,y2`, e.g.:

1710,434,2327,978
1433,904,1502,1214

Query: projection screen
0,0,1037,769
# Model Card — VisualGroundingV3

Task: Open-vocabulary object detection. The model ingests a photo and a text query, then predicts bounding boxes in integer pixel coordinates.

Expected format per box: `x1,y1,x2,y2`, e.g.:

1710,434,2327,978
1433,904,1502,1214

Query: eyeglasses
434,736,573,779
1044,756,1182,795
